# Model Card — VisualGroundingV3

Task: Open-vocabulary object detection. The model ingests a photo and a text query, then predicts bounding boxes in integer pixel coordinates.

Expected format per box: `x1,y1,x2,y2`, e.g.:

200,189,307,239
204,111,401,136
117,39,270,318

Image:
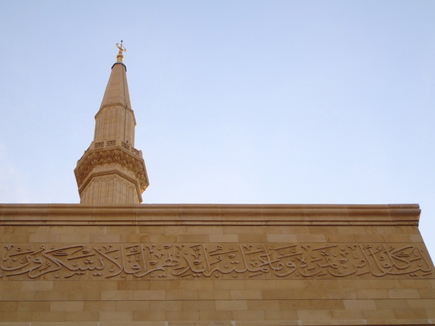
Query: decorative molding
94,103,136,126
0,204,421,226
74,145,149,193
1,242,431,280
94,141,104,148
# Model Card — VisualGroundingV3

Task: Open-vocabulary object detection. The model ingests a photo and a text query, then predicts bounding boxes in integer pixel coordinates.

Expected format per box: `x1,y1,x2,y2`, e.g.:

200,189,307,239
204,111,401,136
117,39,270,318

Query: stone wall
0,204,434,325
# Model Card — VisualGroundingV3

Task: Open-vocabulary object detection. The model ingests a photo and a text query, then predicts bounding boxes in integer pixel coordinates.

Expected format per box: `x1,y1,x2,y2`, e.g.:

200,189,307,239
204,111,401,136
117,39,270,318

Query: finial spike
116,41,127,62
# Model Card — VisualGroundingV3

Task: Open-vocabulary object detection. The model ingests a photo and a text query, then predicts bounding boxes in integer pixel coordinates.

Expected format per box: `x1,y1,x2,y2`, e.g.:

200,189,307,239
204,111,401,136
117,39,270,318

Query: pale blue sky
1,1,434,258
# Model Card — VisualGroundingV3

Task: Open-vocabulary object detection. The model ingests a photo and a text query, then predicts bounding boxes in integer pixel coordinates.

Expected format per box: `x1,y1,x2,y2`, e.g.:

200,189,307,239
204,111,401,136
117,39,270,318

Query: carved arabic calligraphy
0,243,432,280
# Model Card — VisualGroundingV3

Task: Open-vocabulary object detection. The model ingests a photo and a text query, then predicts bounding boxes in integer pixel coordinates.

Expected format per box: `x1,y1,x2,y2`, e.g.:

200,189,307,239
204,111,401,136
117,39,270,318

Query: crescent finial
116,40,126,62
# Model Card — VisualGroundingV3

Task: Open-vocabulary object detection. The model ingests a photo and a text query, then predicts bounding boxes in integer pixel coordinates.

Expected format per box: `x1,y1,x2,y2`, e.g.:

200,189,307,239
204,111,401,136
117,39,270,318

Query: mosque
0,44,434,325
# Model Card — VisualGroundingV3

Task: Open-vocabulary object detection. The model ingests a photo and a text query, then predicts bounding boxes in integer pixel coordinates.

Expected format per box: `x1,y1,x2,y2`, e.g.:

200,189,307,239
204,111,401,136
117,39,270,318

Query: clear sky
1,1,434,258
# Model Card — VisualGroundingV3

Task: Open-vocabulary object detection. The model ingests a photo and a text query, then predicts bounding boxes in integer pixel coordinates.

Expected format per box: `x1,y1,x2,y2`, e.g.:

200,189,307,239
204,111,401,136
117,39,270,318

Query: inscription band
1,242,432,280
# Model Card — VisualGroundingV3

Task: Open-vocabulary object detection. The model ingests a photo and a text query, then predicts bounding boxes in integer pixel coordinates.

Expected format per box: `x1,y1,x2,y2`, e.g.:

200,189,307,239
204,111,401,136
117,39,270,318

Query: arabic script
1,243,432,280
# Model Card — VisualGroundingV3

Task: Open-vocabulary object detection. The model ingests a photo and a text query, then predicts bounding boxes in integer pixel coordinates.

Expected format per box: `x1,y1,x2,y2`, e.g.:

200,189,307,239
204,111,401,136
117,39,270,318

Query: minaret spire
74,43,149,204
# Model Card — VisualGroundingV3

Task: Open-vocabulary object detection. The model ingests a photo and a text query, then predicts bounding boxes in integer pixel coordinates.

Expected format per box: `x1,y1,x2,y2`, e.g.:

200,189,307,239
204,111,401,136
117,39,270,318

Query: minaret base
80,173,140,204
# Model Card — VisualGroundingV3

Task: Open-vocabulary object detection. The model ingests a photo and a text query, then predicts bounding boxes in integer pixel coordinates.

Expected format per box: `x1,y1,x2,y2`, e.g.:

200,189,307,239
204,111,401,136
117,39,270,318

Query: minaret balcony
74,140,149,199
90,139,142,157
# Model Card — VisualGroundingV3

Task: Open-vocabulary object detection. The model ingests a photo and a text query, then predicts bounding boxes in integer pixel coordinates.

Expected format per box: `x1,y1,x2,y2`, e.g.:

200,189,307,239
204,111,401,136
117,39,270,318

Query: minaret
74,42,149,204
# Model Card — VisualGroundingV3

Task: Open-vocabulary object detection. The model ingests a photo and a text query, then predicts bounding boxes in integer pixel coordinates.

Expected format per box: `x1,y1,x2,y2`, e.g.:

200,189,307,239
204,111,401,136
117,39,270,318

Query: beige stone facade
3,47,434,325
0,203,434,325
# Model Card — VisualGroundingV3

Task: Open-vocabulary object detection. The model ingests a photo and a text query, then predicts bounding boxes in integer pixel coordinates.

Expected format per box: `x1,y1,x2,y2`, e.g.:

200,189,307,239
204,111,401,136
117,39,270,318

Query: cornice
0,204,420,227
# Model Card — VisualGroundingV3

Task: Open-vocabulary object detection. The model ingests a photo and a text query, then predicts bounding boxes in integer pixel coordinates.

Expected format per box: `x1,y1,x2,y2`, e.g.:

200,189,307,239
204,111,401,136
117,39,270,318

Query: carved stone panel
1,242,432,280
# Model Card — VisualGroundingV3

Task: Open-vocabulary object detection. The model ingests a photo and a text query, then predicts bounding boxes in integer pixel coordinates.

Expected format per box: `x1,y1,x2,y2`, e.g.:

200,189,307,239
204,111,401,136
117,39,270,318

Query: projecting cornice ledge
0,204,420,227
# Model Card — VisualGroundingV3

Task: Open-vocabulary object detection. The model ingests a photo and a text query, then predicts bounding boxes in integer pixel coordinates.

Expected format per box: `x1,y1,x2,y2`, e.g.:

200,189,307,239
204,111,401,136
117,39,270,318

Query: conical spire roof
99,62,132,111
